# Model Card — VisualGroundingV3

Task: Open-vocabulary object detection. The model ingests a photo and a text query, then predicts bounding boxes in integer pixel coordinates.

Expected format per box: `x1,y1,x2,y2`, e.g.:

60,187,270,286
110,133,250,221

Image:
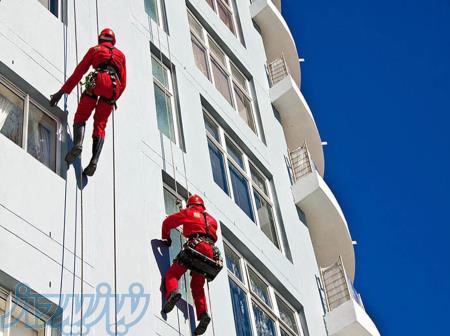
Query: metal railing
289,143,313,182
268,55,289,87
320,257,364,312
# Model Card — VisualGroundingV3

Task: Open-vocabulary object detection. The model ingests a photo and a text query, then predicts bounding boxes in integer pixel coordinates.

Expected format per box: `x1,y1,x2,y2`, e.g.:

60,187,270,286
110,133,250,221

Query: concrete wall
0,0,328,335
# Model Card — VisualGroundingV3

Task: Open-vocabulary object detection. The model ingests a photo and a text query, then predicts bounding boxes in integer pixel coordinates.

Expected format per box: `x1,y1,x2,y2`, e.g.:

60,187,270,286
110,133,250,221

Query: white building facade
0,0,379,335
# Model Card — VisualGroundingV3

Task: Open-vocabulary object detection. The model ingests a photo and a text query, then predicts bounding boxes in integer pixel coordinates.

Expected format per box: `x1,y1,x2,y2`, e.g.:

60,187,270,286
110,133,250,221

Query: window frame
38,0,61,19
203,110,283,250
205,0,245,45
0,285,54,336
162,185,194,304
145,0,168,32
151,55,181,145
188,11,260,136
0,76,62,174
223,241,304,336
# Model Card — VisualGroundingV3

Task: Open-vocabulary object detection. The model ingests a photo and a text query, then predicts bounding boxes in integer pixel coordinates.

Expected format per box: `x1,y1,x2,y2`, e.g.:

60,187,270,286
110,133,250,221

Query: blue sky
282,0,450,334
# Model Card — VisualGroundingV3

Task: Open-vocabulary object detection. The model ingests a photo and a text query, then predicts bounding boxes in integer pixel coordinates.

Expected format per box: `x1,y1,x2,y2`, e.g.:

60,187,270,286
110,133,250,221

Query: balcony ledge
292,170,355,279
325,300,380,336
250,0,301,87
270,75,324,176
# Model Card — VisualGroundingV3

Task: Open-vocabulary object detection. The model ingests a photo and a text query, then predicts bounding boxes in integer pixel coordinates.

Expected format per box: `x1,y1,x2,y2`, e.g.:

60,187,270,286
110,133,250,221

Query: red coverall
162,205,218,318
61,41,127,138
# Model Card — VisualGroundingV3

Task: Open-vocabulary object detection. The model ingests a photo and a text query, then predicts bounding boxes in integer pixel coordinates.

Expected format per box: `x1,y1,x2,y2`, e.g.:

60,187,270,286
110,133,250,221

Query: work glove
163,238,172,247
50,90,64,107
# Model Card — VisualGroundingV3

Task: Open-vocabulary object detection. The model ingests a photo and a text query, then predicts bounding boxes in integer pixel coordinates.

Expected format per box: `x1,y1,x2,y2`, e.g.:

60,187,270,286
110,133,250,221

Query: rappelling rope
206,282,216,336
94,2,119,335
58,3,69,309
162,27,194,334
71,2,86,336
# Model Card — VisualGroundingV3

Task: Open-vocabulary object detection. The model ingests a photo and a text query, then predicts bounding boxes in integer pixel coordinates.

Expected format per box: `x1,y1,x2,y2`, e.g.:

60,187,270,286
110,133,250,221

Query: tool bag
175,212,223,282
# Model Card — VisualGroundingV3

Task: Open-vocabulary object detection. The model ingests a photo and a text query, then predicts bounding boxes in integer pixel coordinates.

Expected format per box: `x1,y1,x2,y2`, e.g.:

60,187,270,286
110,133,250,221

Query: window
27,103,57,171
203,111,282,249
163,187,192,302
204,0,245,45
0,285,57,336
152,56,180,144
277,295,300,335
188,11,260,135
224,242,305,336
144,0,168,31
0,78,60,173
38,0,59,17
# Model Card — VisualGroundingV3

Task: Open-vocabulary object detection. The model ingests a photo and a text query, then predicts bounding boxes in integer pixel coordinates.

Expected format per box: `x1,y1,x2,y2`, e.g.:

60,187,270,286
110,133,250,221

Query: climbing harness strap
81,45,120,106
174,212,223,281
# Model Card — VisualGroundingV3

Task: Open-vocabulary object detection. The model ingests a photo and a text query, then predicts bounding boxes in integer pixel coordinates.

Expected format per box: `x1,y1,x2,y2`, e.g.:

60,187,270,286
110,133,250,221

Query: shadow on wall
150,239,195,328
64,132,89,190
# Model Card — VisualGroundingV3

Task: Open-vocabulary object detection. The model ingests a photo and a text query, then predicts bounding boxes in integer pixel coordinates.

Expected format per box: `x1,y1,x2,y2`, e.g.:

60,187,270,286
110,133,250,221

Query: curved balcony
290,145,355,279
269,57,324,176
250,0,301,87
321,258,380,336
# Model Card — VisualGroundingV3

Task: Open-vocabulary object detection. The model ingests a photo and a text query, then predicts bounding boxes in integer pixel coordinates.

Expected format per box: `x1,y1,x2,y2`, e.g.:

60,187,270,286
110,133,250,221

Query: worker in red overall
50,28,127,176
162,194,217,335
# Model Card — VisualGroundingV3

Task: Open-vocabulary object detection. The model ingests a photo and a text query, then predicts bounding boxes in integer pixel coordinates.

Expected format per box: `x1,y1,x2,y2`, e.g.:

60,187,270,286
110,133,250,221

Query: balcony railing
320,256,364,312
289,143,313,182
268,56,289,87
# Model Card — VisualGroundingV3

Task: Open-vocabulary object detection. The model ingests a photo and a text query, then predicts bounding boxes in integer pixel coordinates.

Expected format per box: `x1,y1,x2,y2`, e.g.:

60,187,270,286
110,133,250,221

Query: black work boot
162,290,181,314
83,136,104,176
65,123,85,164
194,312,211,335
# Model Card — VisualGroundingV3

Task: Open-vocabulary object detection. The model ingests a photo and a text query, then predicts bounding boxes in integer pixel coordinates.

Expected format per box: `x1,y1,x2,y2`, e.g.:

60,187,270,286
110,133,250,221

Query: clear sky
282,0,450,334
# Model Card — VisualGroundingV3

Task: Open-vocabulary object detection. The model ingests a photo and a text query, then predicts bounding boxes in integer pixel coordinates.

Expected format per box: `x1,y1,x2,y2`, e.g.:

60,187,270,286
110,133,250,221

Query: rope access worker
49,28,127,176
161,194,219,335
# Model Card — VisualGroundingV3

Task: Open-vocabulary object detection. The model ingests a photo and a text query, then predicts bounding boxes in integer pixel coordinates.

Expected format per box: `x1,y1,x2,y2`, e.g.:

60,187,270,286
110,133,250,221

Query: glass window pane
144,0,159,23
152,57,168,88
217,0,235,33
208,38,226,66
163,188,179,215
252,302,276,336
188,12,204,41
208,140,229,194
229,164,254,221
224,244,242,281
248,268,271,307
276,296,299,334
211,60,233,105
192,37,210,79
0,295,5,333
206,0,215,10
250,164,268,195
38,0,50,9
234,85,256,132
254,191,279,248
154,84,175,141
204,114,220,141
225,138,244,168
27,104,57,171
231,63,247,92
10,300,45,336
229,279,252,336
280,328,291,336
163,189,191,301
0,82,24,146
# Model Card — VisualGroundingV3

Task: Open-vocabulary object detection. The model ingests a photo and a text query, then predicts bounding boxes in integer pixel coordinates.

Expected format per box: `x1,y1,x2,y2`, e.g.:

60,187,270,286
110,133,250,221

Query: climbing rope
58,5,69,309
94,2,119,335
206,282,216,336
71,2,86,336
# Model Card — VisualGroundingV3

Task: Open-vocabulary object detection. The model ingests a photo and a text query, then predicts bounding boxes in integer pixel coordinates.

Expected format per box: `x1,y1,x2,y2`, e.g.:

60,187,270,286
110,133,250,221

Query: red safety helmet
98,28,116,45
187,194,205,208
